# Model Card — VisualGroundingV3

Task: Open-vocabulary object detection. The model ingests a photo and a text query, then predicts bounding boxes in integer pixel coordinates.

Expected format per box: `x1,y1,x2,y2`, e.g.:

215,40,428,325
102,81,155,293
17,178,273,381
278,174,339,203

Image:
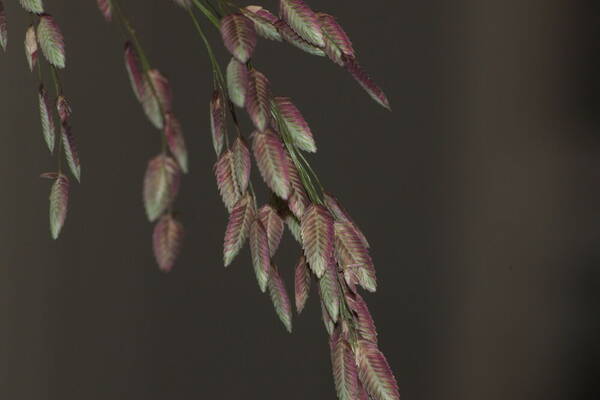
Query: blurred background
1,0,600,399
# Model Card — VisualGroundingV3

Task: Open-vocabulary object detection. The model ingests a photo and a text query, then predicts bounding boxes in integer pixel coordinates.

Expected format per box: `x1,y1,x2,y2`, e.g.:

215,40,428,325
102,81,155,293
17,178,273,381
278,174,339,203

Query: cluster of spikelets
2,0,400,399
0,0,81,239
98,0,188,273
203,1,398,399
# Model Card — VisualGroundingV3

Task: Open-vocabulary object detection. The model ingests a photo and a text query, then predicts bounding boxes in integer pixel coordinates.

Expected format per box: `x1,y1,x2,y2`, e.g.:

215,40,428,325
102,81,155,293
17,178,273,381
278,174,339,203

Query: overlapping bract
143,155,180,222
124,42,177,130
258,205,284,257
345,57,390,110
38,85,55,153
279,0,324,47
242,6,282,42
246,69,271,131
25,26,38,70
210,90,226,155
37,15,65,68
275,19,324,57
274,96,316,153
301,204,334,277
330,330,360,400
220,13,256,64
249,219,270,292
226,58,248,108
48,174,69,239
268,265,293,332
215,149,241,212
335,221,377,292
356,340,400,400
124,42,145,101
232,137,251,194
252,129,291,199
319,260,340,322
294,255,310,313
165,113,188,173
153,214,184,273
317,12,354,66
61,124,80,182
223,193,255,266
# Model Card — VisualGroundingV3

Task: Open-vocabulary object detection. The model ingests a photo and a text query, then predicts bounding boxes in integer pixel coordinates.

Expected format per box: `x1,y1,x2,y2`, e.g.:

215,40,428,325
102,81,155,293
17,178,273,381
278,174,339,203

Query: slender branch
49,66,63,174
192,0,221,28
188,7,225,86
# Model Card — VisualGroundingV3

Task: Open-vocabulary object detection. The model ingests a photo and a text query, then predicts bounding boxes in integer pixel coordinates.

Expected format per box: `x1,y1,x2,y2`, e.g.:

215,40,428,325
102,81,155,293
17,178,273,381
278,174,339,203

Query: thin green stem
192,0,221,28
49,66,63,174
271,104,325,204
188,7,225,86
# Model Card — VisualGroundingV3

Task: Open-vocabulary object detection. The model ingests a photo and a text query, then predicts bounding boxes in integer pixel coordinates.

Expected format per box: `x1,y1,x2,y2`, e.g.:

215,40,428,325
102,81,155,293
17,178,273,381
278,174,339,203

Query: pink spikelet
153,213,184,273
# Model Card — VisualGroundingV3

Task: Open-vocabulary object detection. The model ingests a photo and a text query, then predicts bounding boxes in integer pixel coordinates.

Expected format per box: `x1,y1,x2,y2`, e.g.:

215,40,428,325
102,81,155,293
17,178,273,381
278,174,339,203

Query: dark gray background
2,0,600,399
